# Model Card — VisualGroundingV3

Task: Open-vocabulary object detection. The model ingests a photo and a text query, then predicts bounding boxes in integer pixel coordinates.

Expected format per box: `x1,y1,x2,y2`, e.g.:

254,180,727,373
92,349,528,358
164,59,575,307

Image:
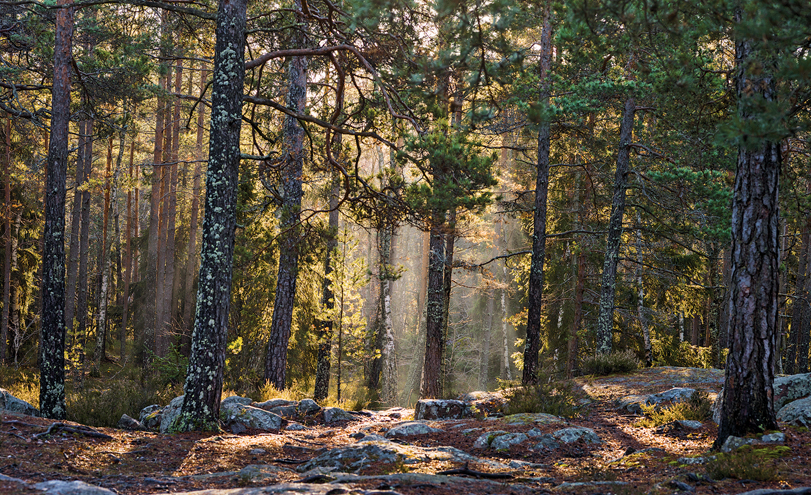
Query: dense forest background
0,0,809,430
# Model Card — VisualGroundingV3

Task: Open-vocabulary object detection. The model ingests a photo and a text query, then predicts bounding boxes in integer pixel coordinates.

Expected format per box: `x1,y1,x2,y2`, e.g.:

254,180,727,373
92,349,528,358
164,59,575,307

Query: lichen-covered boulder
298,398,321,415
384,421,443,438
297,440,510,474
159,396,185,434
533,426,600,451
235,464,288,482
774,373,811,412
323,407,356,424
776,396,811,427
139,404,162,430
221,402,283,431
490,432,528,450
0,388,39,417
270,405,299,419
618,387,695,414
415,399,466,420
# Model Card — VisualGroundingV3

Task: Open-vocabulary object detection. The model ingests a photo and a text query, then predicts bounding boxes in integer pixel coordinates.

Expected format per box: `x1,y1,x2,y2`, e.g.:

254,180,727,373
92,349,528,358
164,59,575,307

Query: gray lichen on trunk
176,0,247,432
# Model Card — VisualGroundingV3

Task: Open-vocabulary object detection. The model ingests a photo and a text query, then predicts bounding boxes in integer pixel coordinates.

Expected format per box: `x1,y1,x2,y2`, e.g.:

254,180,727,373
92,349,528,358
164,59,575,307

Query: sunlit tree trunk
264,1,308,389
182,66,207,351
93,137,114,368
177,0,246,432
40,0,73,419
479,288,494,390
523,0,552,384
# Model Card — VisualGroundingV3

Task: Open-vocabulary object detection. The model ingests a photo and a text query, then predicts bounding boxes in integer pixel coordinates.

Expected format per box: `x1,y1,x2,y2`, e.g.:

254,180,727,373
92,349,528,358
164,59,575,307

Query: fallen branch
436,462,513,480
0,430,28,441
2,419,42,429
32,422,113,440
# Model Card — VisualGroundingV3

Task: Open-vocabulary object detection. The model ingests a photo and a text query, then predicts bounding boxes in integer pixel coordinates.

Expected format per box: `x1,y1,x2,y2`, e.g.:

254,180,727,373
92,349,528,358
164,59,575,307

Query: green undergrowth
502,375,581,418
705,445,789,481
637,390,712,428
580,350,640,376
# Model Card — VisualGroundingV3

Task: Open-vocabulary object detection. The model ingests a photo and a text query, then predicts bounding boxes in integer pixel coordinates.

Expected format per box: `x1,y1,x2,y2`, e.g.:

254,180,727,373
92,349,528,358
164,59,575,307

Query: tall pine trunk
264,2,308,389
121,137,136,361
523,0,553,384
2,117,11,364
40,0,73,419
421,220,446,399
182,66,207,349
176,0,246,431
595,97,635,355
715,12,781,447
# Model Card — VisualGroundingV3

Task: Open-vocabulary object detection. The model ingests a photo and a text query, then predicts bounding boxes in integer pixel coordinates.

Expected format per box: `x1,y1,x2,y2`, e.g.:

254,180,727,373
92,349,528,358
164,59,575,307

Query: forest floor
1,367,810,494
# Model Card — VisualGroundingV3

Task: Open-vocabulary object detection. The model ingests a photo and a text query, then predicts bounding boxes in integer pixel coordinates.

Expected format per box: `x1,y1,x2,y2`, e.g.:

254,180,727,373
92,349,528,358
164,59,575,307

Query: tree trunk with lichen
595,97,635,355
264,1,308,390
40,0,73,419
175,0,246,432
421,218,446,399
714,14,780,448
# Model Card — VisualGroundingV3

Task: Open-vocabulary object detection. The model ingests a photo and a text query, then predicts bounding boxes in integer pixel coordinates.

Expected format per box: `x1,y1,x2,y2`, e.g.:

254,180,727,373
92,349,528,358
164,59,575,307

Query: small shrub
705,445,788,481
503,377,580,418
638,390,712,427
580,350,640,376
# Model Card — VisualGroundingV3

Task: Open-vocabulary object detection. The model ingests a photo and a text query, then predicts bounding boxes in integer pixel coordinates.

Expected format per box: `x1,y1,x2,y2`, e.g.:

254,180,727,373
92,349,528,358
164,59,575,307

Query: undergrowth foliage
580,350,640,376
502,376,580,418
638,390,712,428
705,445,789,481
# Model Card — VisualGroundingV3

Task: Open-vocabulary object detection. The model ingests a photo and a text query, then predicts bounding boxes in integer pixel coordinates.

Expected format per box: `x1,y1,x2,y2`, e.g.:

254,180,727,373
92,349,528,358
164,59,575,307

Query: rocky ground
1,367,811,495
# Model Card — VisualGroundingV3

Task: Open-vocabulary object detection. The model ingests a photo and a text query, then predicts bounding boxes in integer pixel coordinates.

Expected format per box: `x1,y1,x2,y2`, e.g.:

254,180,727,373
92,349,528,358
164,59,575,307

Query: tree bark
40,0,73,419
313,138,340,403
264,2,308,389
182,66,207,350
93,136,114,368
176,0,246,432
790,214,811,373
121,137,136,361
523,0,553,385
439,210,455,395
595,97,635,355
2,117,11,364
421,219,446,399
479,288,494,390
161,59,183,351
714,16,781,447
142,66,167,362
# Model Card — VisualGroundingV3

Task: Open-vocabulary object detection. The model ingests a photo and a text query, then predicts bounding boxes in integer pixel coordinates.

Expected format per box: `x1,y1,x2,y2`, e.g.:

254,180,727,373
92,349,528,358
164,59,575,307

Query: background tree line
0,0,809,443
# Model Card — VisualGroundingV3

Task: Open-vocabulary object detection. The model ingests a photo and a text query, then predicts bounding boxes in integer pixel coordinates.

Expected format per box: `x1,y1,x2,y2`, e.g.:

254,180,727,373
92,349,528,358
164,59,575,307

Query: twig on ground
270,458,308,464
